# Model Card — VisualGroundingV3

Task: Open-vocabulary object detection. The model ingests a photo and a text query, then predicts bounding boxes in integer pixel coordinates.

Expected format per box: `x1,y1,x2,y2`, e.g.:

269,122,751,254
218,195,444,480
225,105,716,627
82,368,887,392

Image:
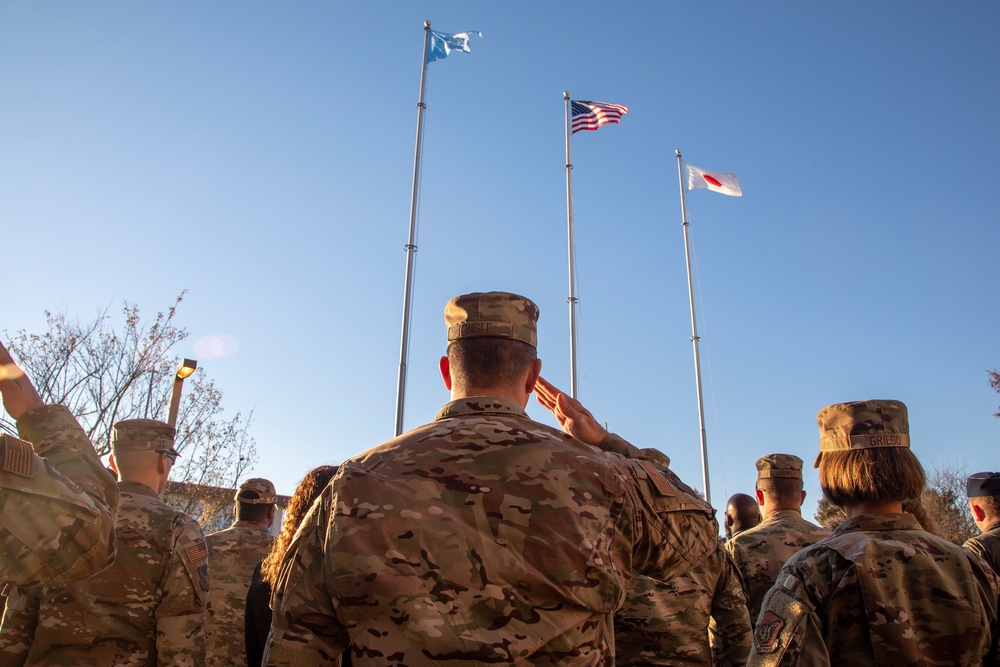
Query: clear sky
3,2,998,521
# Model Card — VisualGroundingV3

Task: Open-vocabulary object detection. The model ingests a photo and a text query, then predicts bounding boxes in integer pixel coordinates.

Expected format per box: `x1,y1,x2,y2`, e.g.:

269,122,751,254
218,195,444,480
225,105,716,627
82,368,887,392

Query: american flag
571,100,629,134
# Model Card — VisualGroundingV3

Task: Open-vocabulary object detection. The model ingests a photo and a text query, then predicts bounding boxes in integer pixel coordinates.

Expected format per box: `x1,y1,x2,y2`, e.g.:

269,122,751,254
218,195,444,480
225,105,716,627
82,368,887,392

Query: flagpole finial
563,91,570,100
424,20,431,28
675,149,682,157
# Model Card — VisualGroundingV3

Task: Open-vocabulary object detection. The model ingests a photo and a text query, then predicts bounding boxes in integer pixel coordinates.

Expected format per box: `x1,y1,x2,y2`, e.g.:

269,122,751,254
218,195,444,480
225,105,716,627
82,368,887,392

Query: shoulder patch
1,434,35,478
636,459,675,497
754,610,785,654
184,541,208,564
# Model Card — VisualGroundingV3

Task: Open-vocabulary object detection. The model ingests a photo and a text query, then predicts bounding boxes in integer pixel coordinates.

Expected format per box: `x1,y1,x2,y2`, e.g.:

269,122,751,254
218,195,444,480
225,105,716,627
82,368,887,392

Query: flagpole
675,149,711,504
564,92,579,399
394,21,432,437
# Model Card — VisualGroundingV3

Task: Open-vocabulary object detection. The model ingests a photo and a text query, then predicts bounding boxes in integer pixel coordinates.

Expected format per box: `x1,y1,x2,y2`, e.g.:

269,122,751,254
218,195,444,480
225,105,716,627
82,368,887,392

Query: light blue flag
426,29,481,64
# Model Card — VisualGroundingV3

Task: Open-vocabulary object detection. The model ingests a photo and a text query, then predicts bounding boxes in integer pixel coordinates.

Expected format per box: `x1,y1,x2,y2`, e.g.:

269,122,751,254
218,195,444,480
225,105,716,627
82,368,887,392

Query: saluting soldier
0,340,119,588
264,291,718,666
725,454,829,625
965,471,1000,577
0,418,210,666
748,399,1000,666
205,477,277,667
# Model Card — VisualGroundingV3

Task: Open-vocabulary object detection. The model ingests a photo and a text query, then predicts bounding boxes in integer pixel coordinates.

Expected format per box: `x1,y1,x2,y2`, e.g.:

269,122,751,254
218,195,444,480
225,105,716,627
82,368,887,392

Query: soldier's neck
843,501,903,518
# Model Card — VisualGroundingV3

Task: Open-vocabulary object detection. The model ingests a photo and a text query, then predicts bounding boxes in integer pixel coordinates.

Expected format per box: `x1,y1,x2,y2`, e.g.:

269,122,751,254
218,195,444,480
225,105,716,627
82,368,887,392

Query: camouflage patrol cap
966,472,1000,498
814,399,909,467
756,453,803,480
445,291,539,348
112,418,179,456
236,477,277,505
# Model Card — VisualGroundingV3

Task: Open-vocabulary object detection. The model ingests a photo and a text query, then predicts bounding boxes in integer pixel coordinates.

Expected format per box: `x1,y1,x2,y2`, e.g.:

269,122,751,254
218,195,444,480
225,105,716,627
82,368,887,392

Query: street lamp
166,359,197,427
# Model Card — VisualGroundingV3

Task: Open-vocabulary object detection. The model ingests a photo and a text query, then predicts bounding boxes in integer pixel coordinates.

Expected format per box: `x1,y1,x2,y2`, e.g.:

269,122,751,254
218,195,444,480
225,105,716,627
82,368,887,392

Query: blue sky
3,3,998,520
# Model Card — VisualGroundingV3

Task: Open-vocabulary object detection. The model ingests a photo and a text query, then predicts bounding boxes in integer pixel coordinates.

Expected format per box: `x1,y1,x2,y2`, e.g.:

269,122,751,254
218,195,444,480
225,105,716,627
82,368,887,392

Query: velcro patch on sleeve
184,541,208,564
636,460,675,497
1,434,35,478
754,610,785,654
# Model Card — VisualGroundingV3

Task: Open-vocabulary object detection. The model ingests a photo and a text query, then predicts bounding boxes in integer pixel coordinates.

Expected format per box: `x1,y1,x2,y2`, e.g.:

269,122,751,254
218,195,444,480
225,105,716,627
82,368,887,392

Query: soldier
264,291,718,666
0,340,119,587
0,418,210,666
965,471,1000,576
725,454,829,625
748,400,1000,666
205,477,277,667
614,540,752,666
724,492,761,541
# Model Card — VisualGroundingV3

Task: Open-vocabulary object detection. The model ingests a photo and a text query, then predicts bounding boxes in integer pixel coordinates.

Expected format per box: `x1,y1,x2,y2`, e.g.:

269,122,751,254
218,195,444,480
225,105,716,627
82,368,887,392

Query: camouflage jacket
615,540,751,667
1,405,119,587
747,513,1000,667
263,396,718,667
725,509,829,624
0,481,209,667
965,520,1000,578
205,520,276,667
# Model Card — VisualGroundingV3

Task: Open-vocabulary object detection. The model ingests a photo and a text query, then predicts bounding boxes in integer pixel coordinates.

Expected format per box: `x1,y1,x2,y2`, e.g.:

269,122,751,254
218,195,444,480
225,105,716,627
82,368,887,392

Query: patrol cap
235,477,277,505
445,291,539,349
814,399,909,468
966,472,1000,498
112,418,179,456
756,454,803,480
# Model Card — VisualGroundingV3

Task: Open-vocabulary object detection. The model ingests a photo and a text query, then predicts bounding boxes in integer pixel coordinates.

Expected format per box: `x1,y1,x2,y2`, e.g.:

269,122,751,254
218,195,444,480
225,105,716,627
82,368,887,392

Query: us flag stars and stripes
570,100,628,134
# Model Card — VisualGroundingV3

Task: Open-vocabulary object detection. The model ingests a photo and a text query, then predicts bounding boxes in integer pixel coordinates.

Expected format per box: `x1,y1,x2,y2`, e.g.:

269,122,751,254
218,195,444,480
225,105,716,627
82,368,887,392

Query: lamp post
166,359,197,427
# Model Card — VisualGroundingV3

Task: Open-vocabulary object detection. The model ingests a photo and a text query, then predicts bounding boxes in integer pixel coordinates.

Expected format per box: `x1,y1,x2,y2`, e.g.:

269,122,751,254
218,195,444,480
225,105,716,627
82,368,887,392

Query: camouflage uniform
966,520,1000,578
615,540,751,667
725,455,829,625
748,513,1000,666
263,291,718,667
1,405,119,587
748,399,1000,666
205,478,277,667
0,419,209,667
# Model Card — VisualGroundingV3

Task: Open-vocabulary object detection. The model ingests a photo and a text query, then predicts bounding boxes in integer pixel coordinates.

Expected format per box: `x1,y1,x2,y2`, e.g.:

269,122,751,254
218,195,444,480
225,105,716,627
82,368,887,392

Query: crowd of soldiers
1,291,999,666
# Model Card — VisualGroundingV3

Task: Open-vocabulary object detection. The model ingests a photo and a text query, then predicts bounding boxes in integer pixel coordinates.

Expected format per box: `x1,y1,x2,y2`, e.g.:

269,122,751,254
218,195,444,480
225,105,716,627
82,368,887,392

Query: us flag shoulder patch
1,434,35,478
184,541,208,564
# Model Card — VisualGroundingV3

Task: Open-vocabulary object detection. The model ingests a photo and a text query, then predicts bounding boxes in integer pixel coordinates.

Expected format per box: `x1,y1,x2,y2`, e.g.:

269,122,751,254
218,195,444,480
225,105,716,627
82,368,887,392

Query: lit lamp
166,359,198,427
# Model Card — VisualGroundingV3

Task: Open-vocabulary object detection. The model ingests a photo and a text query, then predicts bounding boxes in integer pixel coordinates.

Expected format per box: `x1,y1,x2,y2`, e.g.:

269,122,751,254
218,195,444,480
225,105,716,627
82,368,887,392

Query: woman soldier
748,399,1000,666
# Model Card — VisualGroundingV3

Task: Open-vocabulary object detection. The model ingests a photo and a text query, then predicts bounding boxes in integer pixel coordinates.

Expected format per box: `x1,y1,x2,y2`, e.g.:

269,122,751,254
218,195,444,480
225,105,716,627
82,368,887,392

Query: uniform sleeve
0,405,120,587
709,549,752,667
155,515,209,667
746,570,829,667
603,434,720,582
264,485,349,667
0,585,40,667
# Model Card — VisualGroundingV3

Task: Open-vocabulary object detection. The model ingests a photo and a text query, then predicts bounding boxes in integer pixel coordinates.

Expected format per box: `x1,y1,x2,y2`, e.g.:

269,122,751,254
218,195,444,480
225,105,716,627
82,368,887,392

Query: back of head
112,418,177,481
235,478,277,523
726,493,760,535
815,400,925,508
444,292,539,395
756,454,806,509
261,465,339,586
967,472,1000,520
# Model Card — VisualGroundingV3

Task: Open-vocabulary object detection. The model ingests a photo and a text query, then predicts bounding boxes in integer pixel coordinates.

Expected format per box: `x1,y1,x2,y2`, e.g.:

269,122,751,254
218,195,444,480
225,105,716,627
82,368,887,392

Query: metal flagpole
394,21,432,437
675,149,712,504
564,92,579,399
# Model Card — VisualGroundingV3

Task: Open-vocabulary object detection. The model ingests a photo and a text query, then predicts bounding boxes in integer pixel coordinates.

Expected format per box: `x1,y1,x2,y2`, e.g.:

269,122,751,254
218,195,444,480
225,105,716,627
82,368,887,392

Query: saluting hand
534,376,608,447
0,340,44,421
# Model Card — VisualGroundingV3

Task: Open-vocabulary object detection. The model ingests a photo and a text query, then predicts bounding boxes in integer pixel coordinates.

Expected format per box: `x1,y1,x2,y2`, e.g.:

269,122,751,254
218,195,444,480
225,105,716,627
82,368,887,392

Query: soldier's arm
154,516,209,667
1,340,119,586
746,569,829,667
264,485,349,667
709,547,753,667
0,585,40,667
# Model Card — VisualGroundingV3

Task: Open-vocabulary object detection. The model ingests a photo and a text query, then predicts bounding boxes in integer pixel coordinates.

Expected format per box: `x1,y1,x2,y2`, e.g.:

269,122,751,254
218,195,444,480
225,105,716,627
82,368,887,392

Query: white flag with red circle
685,164,742,197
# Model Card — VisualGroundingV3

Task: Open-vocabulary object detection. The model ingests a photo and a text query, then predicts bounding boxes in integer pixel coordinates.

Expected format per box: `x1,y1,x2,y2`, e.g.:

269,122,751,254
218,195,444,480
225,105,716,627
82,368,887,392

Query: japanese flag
685,164,742,197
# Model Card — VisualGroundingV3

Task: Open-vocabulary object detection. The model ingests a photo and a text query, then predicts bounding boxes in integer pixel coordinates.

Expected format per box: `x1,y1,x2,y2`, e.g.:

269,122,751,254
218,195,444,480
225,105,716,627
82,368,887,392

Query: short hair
820,447,925,508
447,337,537,392
236,491,273,522
757,477,804,506
970,495,1000,517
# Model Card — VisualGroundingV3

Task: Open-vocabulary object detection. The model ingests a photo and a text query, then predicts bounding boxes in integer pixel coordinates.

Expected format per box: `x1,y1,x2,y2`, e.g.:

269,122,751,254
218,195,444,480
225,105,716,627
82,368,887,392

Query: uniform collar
761,508,803,523
835,512,922,534
118,480,160,498
230,520,272,533
435,396,527,421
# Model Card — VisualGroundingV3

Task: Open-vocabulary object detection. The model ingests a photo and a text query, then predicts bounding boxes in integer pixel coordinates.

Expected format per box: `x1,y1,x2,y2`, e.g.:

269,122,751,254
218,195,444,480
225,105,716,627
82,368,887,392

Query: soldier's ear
439,356,452,390
971,504,987,522
755,489,765,506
